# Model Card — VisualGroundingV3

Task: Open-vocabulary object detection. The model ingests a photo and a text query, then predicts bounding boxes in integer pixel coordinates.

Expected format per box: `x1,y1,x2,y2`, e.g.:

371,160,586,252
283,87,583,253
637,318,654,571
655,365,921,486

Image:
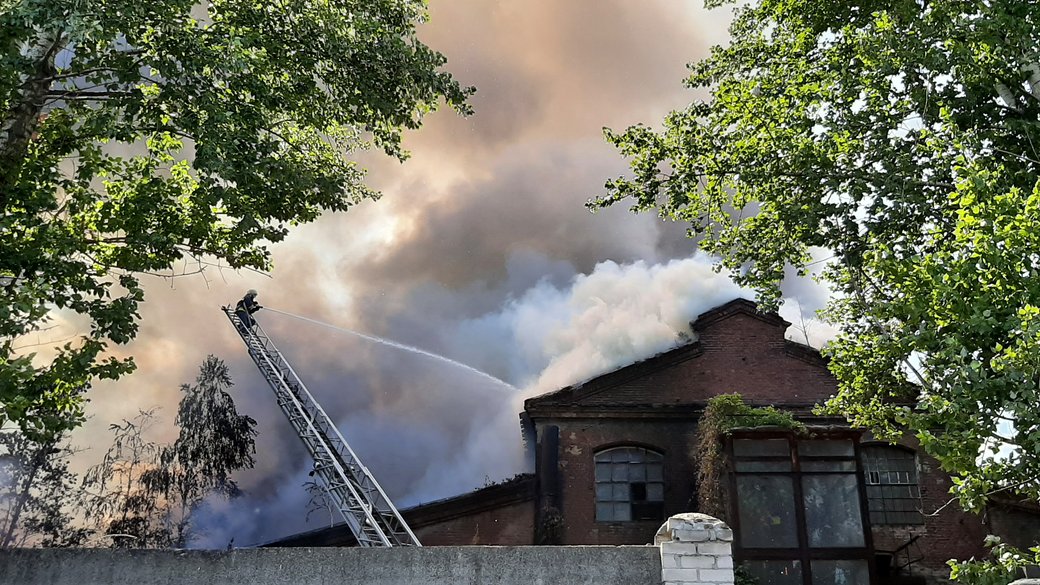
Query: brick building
270,299,1039,585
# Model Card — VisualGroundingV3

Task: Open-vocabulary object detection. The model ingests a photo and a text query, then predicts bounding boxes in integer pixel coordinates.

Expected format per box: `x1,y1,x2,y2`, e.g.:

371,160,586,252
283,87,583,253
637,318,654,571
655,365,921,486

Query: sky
55,0,837,547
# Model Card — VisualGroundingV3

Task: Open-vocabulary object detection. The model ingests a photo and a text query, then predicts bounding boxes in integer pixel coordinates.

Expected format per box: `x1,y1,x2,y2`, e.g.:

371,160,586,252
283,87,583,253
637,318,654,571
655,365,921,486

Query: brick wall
691,311,837,405
405,476,537,546
412,498,535,546
657,513,735,585
548,418,700,545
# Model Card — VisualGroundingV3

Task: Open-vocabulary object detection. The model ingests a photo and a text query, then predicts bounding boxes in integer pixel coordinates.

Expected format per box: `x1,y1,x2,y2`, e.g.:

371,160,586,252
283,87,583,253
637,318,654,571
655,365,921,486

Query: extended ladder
222,306,420,547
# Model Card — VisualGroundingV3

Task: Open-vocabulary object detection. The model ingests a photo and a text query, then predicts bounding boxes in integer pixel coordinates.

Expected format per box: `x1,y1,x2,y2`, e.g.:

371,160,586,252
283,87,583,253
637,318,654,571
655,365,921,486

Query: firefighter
235,289,262,329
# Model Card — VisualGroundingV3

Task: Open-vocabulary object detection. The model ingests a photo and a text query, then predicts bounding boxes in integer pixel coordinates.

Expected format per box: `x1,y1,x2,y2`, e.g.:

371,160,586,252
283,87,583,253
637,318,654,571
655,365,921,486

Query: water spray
264,307,517,391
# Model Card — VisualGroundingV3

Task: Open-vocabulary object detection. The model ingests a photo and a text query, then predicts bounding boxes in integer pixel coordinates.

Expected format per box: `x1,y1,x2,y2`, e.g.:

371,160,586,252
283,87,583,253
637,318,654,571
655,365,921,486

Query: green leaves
1,0,471,438
596,0,1040,543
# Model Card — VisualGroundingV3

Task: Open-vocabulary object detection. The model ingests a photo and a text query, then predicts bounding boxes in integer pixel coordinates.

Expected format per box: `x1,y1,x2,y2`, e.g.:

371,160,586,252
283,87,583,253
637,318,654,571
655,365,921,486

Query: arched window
594,446,664,522
860,444,923,525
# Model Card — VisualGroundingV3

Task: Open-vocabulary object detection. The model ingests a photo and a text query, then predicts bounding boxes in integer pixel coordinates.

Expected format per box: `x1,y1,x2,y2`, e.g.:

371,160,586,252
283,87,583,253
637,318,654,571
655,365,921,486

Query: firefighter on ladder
235,289,262,330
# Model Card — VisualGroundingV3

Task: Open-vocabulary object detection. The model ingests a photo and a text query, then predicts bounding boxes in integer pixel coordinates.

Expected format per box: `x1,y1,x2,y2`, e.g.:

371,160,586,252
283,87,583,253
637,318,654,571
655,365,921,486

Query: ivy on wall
694,394,805,520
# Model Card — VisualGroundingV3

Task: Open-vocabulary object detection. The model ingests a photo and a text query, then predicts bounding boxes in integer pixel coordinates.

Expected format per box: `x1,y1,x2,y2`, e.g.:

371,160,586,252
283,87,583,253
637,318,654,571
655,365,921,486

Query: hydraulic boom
223,304,420,547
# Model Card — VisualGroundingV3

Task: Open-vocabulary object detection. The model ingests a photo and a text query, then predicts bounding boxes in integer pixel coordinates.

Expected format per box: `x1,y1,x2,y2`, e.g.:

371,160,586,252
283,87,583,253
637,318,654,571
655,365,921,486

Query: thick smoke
56,0,838,548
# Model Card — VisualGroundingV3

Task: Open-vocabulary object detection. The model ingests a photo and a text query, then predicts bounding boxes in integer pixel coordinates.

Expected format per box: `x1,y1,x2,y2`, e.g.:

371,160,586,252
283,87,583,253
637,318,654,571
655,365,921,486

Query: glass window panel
596,503,614,521
612,449,631,463
647,463,663,482
802,475,865,548
595,463,611,482
801,460,856,472
647,483,664,501
883,485,909,499
613,503,631,522
628,464,647,481
735,460,793,472
736,475,798,548
612,464,628,481
596,484,613,501
612,483,630,501
745,560,803,585
811,560,870,585
629,449,645,463
799,440,854,457
734,438,791,457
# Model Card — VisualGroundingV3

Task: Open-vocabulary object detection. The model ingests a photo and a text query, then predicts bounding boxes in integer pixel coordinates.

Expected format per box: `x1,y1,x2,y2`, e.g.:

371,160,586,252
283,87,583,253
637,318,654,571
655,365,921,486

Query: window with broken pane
594,446,664,522
860,444,923,525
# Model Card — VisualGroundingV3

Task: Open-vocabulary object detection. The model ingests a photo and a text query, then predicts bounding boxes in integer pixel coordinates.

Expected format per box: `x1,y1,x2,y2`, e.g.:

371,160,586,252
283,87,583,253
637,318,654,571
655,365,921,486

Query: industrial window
860,444,923,525
730,432,875,585
594,446,664,522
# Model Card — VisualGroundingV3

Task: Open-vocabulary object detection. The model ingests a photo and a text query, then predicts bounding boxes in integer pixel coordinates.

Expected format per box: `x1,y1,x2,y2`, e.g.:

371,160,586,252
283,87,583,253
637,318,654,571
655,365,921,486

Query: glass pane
811,560,870,585
612,483,630,501
735,460,792,472
612,464,628,481
734,438,791,457
612,449,631,463
736,475,798,548
647,482,664,501
612,503,631,522
629,449,645,463
745,560,803,585
799,440,854,457
628,464,646,481
595,463,611,481
647,463,663,482
802,460,856,472
596,503,614,521
802,475,865,547
596,483,612,501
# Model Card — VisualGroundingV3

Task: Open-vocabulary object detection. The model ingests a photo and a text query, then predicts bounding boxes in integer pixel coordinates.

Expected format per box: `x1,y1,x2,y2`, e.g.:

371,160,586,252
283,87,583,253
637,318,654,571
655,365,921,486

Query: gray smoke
59,0,837,548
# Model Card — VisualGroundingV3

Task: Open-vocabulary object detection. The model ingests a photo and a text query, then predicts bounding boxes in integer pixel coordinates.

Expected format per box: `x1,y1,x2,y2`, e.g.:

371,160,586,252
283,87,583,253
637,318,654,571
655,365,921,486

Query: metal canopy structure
222,306,420,547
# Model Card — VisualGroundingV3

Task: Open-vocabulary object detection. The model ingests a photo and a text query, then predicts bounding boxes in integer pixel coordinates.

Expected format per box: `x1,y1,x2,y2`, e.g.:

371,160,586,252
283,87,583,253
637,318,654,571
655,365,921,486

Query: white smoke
394,255,751,500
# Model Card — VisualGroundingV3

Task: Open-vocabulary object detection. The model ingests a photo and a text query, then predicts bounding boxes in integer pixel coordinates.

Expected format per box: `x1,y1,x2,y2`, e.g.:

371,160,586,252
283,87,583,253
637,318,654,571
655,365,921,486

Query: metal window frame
860,443,924,526
727,429,877,585
594,446,665,523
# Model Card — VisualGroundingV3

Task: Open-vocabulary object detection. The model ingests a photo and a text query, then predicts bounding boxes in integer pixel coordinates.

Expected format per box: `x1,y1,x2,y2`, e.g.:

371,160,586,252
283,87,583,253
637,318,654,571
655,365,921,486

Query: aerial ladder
222,300,420,547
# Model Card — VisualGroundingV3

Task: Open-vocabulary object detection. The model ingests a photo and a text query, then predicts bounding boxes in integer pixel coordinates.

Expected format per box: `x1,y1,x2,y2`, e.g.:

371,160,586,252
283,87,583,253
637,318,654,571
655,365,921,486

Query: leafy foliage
595,0,1040,521
0,0,472,438
0,430,89,548
948,537,1040,585
694,393,803,519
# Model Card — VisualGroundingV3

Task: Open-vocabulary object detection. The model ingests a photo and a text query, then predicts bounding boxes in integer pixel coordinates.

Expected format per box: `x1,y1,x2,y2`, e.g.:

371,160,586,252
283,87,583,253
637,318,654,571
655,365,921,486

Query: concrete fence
0,515,736,585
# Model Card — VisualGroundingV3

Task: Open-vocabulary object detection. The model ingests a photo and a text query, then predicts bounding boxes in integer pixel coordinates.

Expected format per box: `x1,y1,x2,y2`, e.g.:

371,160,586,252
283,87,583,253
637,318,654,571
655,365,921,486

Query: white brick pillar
656,513,735,585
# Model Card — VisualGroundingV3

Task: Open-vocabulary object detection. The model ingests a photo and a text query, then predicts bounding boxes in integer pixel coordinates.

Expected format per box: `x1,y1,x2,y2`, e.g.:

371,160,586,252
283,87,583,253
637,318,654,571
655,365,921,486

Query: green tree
0,430,89,548
83,356,255,548
143,355,255,547
595,0,1040,527
0,0,472,439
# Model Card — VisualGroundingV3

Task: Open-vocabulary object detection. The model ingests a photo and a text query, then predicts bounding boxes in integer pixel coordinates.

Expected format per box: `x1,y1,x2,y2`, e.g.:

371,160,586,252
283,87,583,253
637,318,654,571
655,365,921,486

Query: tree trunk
0,442,51,548
0,30,64,213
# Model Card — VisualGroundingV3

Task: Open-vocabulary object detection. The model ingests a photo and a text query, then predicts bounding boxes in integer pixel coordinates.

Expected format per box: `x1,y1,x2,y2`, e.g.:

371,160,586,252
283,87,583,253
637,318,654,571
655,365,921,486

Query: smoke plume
55,0,838,547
